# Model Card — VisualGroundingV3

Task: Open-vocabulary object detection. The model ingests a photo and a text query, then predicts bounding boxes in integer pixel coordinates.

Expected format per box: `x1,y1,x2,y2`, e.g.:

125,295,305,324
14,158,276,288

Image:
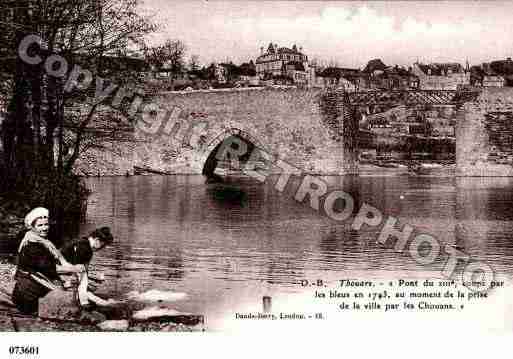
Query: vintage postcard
1,0,513,356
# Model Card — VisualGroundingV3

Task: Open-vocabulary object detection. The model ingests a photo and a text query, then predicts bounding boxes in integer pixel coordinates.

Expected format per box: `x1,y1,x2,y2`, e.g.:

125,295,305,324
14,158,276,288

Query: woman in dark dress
58,227,127,320
12,208,85,315
59,227,116,308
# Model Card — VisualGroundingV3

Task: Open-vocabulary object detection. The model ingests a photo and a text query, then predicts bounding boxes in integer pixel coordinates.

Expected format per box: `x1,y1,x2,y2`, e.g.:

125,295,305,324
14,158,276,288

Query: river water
81,175,513,332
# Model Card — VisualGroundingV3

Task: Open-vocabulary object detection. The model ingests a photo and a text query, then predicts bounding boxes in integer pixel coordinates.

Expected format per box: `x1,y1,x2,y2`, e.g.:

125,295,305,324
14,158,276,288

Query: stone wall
74,87,513,177
74,140,136,176
456,88,513,176
76,88,351,176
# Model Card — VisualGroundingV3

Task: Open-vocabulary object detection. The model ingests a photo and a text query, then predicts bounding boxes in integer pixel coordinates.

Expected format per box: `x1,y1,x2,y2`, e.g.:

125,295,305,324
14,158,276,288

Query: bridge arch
200,127,268,178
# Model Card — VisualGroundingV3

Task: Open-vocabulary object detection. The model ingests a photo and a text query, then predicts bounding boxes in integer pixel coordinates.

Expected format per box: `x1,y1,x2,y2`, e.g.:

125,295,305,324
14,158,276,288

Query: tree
239,62,256,77
0,5,16,104
144,39,186,79
188,54,200,72
221,62,241,82
2,0,156,174
0,0,157,231
205,63,217,81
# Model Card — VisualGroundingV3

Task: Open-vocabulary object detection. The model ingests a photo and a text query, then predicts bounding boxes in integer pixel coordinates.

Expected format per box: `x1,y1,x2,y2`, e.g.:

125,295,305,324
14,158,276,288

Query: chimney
260,47,264,55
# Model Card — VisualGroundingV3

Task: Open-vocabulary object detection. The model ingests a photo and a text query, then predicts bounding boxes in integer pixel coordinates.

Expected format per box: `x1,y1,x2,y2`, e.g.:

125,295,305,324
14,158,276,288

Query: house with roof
479,59,513,87
470,64,505,87
363,59,388,76
411,62,470,90
213,63,228,84
284,61,309,85
255,43,310,85
483,74,506,88
317,67,359,91
469,65,485,87
361,60,419,90
489,57,513,85
238,61,258,82
382,66,419,90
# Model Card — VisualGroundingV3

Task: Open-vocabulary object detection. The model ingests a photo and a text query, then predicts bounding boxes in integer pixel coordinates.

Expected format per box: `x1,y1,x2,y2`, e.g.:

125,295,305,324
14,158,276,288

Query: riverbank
0,260,204,332
121,162,457,177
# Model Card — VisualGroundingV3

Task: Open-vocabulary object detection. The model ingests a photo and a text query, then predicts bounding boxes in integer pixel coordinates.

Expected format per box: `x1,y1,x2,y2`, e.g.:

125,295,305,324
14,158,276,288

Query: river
80,175,513,332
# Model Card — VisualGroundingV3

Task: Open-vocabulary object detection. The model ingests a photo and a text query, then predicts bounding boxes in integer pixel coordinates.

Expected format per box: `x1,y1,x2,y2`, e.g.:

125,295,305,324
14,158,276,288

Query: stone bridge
74,87,513,177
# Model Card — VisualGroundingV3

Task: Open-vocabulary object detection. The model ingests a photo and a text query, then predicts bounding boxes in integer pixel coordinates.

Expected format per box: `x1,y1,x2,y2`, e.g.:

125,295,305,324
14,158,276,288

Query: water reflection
206,184,248,206
455,177,513,270
81,174,513,327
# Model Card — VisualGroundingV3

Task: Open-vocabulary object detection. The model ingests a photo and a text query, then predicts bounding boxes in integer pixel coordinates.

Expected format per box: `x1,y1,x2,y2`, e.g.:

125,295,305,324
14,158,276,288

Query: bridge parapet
73,87,513,177
343,89,481,106
131,88,348,175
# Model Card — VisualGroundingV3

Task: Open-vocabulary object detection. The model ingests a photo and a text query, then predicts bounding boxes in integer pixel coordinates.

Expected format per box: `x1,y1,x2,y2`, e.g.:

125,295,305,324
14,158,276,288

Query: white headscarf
18,207,63,261
24,207,49,229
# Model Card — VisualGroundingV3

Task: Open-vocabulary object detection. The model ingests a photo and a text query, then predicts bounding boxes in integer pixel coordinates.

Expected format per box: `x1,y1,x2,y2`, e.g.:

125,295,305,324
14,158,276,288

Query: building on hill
469,65,485,87
284,61,308,85
239,61,257,77
363,59,388,76
382,66,419,90
232,61,259,86
483,74,506,88
100,55,149,80
470,63,506,87
361,59,389,90
361,59,419,90
411,62,470,90
214,63,228,83
489,57,513,75
255,43,310,85
482,58,513,86
317,67,359,91
359,60,420,90
427,117,455,137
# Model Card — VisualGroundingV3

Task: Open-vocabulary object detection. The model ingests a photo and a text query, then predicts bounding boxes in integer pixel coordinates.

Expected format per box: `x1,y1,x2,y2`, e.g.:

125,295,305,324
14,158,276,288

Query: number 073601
8,346,39,355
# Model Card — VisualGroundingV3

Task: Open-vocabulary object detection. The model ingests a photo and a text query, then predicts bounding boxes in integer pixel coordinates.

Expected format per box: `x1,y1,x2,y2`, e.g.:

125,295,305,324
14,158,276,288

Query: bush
1,172,90,235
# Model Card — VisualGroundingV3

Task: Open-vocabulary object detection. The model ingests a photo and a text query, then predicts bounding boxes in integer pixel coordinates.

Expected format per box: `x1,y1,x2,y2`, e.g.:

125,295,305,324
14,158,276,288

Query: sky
141,0,513,69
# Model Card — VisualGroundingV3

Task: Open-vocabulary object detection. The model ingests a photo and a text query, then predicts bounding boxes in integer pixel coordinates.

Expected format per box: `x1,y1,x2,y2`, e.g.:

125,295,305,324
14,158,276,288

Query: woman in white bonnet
12,207,85,315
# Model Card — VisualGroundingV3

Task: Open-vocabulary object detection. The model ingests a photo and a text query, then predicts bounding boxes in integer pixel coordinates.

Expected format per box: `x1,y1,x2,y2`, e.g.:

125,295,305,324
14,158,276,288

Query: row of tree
0,0,159,235
0,0,257,198
144,41,257,83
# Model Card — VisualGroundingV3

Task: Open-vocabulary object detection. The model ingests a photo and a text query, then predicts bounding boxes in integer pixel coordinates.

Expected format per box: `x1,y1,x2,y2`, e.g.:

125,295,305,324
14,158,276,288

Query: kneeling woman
12,207,85,315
